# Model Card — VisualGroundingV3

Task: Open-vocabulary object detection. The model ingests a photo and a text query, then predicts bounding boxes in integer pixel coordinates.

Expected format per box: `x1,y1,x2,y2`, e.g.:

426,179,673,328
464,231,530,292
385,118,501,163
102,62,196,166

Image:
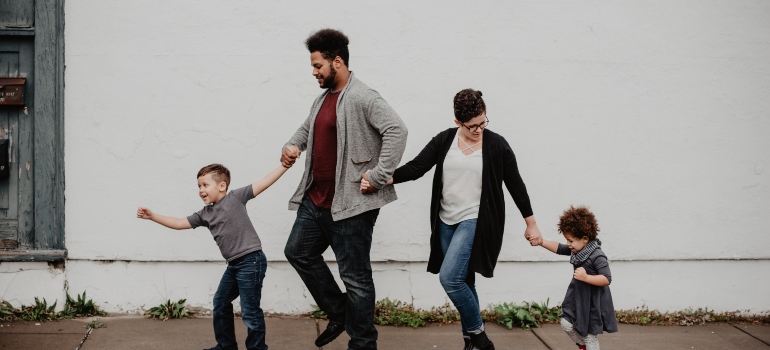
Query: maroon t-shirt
308,91,341,209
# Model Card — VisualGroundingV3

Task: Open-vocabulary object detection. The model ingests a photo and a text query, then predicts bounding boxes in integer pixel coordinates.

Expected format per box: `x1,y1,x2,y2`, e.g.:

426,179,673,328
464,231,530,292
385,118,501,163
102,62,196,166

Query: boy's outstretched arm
252,164,291,197
137,207,192,230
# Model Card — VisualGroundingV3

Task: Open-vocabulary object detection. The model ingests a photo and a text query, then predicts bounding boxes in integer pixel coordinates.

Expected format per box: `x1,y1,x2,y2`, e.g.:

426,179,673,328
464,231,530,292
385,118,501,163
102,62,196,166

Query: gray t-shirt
187,184,262,262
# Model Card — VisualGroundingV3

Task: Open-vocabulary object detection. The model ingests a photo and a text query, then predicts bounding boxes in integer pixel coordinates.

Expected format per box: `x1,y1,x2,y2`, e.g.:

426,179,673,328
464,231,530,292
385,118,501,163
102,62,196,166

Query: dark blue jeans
213,250,268,350
284,195,380,350
438,219,483,334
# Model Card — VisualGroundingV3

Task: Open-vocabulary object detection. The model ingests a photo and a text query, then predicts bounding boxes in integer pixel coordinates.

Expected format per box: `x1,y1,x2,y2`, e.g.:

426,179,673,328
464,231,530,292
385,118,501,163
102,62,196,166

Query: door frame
0,0,65,261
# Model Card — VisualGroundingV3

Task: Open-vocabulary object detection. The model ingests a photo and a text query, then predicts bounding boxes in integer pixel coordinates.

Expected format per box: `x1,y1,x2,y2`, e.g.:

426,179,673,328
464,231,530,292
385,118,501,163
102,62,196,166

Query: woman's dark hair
558,206,600,240
453,89,486,123
306,29,350,67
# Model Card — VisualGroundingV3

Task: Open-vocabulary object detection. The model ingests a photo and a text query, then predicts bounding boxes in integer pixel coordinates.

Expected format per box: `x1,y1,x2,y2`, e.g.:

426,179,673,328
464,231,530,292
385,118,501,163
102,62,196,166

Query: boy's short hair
197,164,231,190
306,28,350,67
453,89,486,123
558,205,600,240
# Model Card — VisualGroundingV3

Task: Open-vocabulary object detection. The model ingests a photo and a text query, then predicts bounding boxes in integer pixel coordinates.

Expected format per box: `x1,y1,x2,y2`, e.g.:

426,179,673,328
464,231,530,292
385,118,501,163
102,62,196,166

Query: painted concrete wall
3,260,769,314
4,0,769,314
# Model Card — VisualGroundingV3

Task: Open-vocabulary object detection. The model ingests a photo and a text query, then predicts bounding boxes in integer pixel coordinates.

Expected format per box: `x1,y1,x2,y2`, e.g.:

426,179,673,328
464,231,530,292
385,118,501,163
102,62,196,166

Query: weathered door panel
0,37,34,250
0,1,35,29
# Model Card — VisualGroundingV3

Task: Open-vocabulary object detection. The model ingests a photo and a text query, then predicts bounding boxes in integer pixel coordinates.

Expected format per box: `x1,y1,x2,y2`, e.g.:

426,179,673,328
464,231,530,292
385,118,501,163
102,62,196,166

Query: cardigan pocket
351,157,372,164
349,157,372,183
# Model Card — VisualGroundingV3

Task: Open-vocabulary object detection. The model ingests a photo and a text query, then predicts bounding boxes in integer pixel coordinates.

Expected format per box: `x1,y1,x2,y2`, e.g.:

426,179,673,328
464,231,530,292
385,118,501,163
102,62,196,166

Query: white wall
7,0,767,313
4,260,769,314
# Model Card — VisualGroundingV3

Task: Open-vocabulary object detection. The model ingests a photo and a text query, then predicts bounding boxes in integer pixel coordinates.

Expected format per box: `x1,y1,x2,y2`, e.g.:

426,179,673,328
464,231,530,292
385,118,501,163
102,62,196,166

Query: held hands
573,267,588,282
137,207,153,220
281,146,301,168
524,224,543,246
360,170,379,194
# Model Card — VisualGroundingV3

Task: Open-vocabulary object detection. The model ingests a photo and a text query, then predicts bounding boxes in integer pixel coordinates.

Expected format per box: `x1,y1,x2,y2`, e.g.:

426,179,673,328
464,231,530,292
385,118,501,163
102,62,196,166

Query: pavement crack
531,329,553,350
729,322,770,347
315,318,323,350
75,326,93,350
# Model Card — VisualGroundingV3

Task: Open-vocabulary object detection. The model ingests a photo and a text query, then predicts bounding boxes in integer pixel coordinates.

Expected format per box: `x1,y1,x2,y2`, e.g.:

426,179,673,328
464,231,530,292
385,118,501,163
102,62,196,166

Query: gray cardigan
284,72,408,221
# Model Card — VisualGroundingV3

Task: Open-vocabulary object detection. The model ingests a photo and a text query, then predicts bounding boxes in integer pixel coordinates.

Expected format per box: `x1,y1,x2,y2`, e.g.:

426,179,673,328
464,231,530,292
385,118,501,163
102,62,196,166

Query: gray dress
557,242,618,337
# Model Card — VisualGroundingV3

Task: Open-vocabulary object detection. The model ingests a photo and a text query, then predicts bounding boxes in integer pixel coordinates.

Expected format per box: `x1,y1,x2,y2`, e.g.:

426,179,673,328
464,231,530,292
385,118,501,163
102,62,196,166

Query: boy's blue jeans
438,219,483,334
284,195,380,350
213,250,268,350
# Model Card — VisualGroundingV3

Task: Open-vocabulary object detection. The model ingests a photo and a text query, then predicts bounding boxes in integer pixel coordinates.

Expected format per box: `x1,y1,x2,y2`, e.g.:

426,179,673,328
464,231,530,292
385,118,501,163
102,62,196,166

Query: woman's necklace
459,135,482,153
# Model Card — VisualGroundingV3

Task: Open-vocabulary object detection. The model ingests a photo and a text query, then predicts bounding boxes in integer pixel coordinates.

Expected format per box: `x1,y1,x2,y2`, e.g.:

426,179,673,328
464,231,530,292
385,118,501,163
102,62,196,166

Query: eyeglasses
461,116,489,132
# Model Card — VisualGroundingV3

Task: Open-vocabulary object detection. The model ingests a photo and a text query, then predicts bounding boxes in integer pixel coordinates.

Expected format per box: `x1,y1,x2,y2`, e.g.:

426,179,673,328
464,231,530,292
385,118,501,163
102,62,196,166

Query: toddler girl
538,206,618,350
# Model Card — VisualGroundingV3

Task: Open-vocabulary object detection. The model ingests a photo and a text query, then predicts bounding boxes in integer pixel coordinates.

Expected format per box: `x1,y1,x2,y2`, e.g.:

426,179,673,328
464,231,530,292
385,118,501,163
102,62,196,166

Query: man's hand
360,170,379,194
137,207,153,220
524,223,543,246
281,146,301,168
573,267,587,282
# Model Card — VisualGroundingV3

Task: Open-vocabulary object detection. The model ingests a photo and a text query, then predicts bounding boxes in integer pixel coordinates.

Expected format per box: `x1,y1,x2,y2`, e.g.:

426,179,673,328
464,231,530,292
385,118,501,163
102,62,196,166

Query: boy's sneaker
469,331,495,350
315,321,345,347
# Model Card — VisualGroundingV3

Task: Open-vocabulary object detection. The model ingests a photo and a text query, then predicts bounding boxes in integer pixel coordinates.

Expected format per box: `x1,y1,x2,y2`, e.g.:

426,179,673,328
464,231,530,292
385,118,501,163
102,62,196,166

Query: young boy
137,163,289,350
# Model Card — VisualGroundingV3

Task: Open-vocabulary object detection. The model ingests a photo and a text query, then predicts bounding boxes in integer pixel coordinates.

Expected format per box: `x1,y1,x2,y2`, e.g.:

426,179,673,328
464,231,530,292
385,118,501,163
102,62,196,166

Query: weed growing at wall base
483,299,562,330
61,291,107,318
0,298,58,322
615,306,770,326
309,298,770,329
0,291,106,322
144,299,197,321
374,298,460,328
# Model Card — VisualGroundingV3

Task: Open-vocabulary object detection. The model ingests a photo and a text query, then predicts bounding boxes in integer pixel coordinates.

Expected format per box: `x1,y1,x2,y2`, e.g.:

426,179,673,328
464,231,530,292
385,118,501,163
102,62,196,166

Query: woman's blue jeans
438,219,483,333
212,250,268,350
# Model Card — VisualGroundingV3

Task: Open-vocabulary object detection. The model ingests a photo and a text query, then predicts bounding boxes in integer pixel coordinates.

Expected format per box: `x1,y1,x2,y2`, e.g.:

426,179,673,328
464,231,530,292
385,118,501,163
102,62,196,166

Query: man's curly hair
306,29,350,67
453,89,486,123
197,163,231,190
558,206,600,240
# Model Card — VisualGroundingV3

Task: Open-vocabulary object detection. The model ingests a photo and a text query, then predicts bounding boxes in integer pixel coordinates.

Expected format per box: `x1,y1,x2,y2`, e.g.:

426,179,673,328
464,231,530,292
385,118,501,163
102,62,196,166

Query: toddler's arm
539,239,560,253
252,164,291,197
539,239,572,255
137,207,192,230
573,267,610,287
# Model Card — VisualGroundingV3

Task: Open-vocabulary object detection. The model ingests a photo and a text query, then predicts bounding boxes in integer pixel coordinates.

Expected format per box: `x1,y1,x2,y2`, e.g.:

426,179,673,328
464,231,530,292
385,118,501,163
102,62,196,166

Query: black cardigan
393,127,533,278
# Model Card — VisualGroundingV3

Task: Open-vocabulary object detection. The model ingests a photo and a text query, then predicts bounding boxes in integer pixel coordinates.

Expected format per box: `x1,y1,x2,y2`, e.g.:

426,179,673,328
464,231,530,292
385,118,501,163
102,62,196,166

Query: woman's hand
360,170,379,194
524,217,543,246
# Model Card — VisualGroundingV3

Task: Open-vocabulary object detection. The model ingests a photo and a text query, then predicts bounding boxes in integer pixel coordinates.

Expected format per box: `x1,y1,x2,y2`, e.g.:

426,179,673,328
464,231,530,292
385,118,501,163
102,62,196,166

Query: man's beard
320,65,337,89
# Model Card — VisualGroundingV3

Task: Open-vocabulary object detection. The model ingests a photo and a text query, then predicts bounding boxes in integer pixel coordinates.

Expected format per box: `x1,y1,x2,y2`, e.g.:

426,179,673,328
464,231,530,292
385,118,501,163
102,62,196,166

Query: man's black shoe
315,321,346,347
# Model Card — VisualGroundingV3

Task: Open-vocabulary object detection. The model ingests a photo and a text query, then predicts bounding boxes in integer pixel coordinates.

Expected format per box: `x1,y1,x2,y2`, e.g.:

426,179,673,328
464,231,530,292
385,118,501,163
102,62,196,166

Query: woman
361,89,543,350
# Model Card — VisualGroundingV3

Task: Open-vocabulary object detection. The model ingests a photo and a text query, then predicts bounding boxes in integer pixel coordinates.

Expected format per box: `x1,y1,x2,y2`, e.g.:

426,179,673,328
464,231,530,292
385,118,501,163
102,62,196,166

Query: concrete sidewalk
0,316,768,350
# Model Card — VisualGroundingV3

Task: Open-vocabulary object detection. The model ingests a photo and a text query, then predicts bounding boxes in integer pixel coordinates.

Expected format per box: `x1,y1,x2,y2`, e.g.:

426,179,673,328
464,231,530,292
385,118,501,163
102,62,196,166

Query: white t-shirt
439,130,483,225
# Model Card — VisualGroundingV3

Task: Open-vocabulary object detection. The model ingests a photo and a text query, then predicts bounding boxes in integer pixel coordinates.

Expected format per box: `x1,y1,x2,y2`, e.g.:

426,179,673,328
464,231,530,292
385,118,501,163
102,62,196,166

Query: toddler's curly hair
558,205,599,240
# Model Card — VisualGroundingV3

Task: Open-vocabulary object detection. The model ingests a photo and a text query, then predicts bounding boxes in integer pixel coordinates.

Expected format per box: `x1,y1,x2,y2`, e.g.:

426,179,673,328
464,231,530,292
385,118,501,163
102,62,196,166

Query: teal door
0,36,34,250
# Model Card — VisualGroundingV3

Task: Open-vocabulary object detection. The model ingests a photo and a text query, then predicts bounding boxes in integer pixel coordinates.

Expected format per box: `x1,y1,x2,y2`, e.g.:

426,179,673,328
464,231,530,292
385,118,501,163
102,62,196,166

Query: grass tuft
1,291,106,323
616,306,770,326
144,299,197,321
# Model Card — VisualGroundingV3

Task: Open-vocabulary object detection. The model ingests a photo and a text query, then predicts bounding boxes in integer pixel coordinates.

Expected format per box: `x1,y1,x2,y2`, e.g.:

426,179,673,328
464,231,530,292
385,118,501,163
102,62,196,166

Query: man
282,29,407,350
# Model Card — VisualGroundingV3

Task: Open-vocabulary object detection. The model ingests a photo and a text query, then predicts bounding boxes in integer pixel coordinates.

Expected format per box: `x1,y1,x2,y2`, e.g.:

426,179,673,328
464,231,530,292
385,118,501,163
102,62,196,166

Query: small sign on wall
0,78,25,106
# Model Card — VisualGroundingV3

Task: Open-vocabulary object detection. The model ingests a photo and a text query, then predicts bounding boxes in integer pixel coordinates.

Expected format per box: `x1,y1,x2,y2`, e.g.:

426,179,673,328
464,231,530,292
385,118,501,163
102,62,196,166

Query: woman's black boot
469,331,495,350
